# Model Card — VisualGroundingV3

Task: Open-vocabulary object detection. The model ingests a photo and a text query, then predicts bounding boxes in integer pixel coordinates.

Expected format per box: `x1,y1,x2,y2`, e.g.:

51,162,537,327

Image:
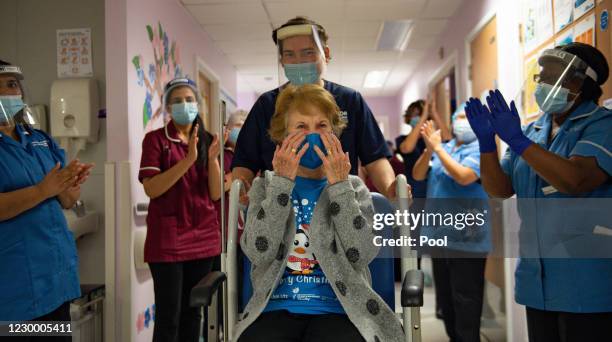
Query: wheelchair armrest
189,271,227,308
401,269,424,307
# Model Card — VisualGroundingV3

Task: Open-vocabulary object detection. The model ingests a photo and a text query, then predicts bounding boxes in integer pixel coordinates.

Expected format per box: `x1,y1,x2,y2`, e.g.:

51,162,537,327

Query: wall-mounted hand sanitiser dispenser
50,78,99,160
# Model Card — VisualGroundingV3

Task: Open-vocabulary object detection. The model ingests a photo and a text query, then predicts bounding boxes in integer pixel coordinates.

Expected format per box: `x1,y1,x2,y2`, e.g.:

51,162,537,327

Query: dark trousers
238,310,365,342
432,255,486,342
14,302,72,342
526,307,612,342
149,257,215,342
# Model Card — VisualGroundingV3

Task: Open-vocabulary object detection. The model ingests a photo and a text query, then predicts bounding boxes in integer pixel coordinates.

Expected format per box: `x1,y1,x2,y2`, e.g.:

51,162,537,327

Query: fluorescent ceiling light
363,70,389,88
376,20,413,51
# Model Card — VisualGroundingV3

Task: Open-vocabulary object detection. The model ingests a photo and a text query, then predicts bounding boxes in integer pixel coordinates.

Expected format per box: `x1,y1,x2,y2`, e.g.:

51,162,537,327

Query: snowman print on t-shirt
287,197,319,275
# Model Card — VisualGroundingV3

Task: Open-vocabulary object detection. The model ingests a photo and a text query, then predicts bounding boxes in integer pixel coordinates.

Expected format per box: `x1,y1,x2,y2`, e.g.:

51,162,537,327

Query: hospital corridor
0,0,611,341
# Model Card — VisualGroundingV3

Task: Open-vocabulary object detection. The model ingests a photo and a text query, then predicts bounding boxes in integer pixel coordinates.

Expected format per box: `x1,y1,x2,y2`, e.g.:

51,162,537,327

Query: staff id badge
541,185,558,196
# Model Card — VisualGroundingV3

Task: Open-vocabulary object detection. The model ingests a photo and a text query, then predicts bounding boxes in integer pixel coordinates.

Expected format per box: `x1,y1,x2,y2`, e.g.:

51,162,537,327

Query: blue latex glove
464,98,496,153
486,89,533,155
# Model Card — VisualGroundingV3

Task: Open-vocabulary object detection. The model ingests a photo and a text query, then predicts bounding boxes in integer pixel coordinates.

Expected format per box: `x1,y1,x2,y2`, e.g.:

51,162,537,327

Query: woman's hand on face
315,132,351,185
420,120,442,153
37,161,79,199
187,123,199,164
272,131,307,181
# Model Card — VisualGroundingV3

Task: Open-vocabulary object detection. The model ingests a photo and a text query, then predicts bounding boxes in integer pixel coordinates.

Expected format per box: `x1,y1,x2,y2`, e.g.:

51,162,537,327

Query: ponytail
190,115,213,168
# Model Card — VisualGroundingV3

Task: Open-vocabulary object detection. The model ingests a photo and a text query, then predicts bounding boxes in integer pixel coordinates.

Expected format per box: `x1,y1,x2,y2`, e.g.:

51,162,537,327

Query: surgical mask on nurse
228,127,241,145
171,102,198,125
409,115,420,127
534,83,577,114
0,95,24,118
284,63,320,85
453,117,477,143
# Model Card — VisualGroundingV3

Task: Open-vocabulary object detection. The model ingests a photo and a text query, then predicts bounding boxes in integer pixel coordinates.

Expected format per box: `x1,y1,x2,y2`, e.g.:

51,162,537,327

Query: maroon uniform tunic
139,123,221,262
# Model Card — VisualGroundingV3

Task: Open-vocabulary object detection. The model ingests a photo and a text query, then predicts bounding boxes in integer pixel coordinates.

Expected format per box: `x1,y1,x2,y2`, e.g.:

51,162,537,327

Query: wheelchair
190,174,424,342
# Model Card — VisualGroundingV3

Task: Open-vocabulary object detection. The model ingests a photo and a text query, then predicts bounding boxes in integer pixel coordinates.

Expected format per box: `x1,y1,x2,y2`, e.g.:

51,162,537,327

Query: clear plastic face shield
276,24,328,87
522,49,596,115
0,65,37,128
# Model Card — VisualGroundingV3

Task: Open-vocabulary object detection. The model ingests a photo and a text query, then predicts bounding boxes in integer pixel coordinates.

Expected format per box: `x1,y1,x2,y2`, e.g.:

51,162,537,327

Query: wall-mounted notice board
521,0,611,121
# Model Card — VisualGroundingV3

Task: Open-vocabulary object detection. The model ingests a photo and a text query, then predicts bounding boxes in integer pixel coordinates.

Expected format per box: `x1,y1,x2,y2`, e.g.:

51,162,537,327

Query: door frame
195,56,221,134
427,51,458,123
464,10,497,99
427,50,458,95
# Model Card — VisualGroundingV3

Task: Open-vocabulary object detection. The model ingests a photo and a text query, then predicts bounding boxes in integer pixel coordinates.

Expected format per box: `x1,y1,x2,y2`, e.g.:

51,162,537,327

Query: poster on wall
523,55,541,119
573,13,596,46
554,0,574,33
555,29,575,46
523,0,554,53
56,28,93,78
574,0,595,21
132,22,184,133
522,43,553,121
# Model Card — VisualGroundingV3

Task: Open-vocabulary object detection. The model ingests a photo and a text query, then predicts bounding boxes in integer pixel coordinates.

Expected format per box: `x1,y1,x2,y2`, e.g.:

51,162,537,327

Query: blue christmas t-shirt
264,176,345,314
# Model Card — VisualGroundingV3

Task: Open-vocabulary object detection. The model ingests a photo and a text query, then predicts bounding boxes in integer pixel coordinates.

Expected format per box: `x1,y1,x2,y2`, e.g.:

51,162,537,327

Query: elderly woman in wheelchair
232,84,404,342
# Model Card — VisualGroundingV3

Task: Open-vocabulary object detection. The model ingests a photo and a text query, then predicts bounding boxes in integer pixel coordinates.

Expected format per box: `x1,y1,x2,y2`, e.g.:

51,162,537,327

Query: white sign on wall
57,28,93,78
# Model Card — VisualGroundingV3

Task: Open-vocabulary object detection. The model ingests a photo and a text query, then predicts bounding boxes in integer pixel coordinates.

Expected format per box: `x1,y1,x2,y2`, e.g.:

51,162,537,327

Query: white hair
227,109,248,126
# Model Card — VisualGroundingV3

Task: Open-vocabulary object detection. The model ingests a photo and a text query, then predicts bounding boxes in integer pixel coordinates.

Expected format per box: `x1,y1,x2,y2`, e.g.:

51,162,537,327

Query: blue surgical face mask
171,102,199,125
534,83,576,114
299,133,326,169
283,63,320,85
228,127,240,145
0,95,25,119
409,116,420,127
453,119,477,143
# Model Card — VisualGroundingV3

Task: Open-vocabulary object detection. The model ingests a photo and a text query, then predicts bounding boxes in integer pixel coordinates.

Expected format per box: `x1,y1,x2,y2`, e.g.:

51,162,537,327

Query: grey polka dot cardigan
233,171,404,342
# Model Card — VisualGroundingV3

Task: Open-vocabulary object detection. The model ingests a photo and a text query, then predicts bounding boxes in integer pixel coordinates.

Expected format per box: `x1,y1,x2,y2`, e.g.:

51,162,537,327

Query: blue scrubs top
421,139,491,253
501,101,612,313
231,80,391,175
0,125,80,320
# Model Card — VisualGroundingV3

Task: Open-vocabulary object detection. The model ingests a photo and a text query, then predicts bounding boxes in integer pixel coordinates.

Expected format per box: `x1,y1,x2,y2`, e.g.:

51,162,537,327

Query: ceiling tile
215,40,276,54
180,0,457,98
343,51,400,63
236,64,278,75
345,0,426,21
341,71,366,85
265,0,345,24
401,49,427,62
226,53,277,66
183,0,261,4
202,24,270,41
342,36,378,52
412,19,449,37
385,68,413,88
404,35,437,50
185,3,268,25
332,21,382,38
420,0,463,19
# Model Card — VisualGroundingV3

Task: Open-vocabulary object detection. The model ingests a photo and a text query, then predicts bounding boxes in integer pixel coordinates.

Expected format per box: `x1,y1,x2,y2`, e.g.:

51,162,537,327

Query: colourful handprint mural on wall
132,22,184,132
